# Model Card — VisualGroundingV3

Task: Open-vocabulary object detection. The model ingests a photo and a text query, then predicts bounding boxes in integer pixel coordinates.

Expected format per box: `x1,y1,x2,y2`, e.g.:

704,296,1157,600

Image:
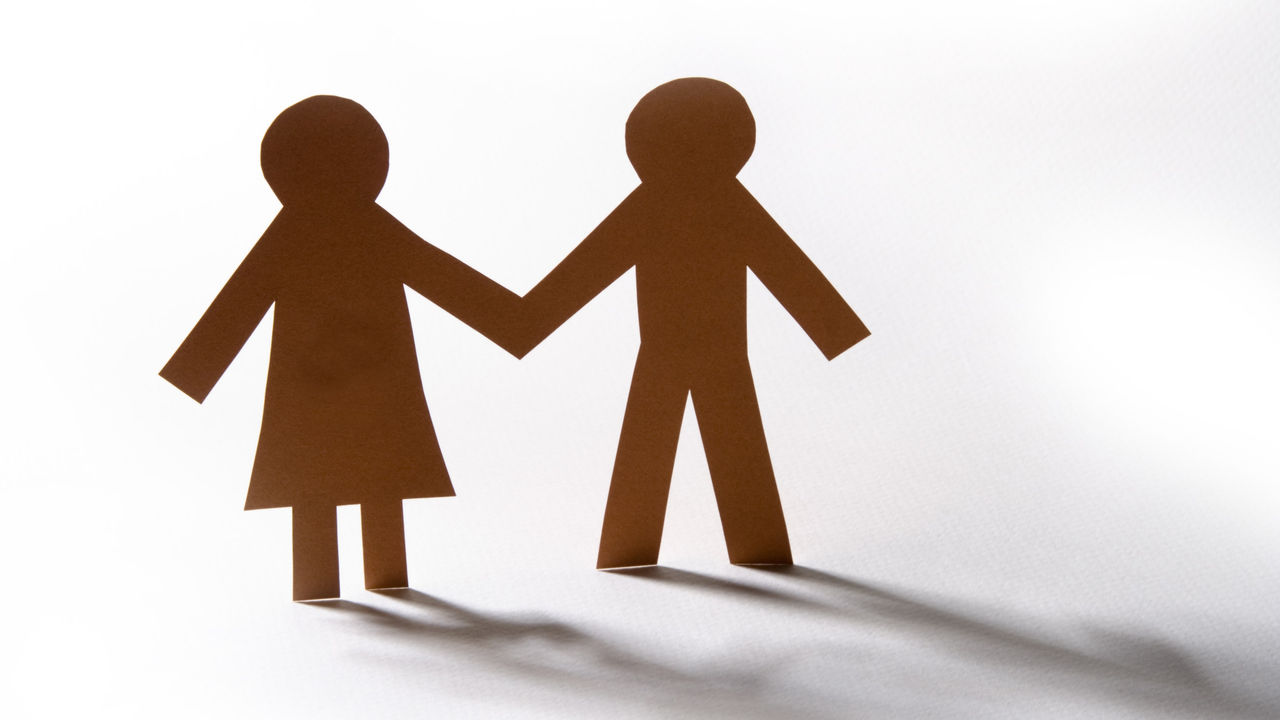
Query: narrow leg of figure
362,500,409,590
293,504,340,601
692,366,792,565
596,359,688,569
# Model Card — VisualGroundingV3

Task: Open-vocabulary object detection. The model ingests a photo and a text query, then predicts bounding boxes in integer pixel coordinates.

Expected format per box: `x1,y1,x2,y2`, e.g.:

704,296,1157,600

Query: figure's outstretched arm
160,220,282,402
740,185,870,360
514,190,642,357
383,210,526,356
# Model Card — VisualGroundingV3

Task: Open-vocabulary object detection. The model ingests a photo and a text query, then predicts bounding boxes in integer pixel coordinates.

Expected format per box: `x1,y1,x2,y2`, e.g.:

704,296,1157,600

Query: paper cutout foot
514,78,870,569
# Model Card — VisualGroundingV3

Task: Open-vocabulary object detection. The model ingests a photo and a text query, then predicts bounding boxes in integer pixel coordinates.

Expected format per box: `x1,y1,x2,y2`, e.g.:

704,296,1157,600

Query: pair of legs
291,501,408,601
596,355,793,569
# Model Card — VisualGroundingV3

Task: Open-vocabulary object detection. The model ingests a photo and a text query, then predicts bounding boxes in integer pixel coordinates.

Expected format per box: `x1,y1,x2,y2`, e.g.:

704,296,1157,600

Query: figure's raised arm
382,209,525,356
740,185,870,360
160,220,283,403
515,190,642,357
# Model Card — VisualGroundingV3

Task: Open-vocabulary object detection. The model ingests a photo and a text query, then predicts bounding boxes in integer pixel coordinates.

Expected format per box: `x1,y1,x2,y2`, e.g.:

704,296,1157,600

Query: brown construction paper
513,78,870,569
160,96,522,601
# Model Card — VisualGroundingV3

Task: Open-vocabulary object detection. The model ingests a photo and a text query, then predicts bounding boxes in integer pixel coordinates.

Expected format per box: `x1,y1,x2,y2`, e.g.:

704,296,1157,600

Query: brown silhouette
513,78,870,569
160,96,521,601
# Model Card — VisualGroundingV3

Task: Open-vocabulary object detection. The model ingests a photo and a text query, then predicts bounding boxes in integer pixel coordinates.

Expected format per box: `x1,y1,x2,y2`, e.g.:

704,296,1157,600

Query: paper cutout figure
160,96,521,601
514,78,870,569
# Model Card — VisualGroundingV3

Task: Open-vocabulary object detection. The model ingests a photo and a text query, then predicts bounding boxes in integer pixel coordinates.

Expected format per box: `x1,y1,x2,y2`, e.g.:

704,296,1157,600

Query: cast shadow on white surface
312,588,793,719
762,566,1269,718
307,572,1276,719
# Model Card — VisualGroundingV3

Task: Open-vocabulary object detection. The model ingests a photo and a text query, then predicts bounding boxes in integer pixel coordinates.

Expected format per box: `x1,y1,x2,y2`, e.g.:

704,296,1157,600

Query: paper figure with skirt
160,96,521,600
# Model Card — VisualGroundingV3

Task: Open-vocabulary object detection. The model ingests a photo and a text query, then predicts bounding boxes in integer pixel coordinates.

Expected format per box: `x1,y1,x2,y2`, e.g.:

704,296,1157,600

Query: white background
3,1,1279,717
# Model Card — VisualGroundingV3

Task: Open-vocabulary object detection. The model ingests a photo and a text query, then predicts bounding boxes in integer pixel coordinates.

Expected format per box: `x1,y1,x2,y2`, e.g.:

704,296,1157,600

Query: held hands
489,301,546,360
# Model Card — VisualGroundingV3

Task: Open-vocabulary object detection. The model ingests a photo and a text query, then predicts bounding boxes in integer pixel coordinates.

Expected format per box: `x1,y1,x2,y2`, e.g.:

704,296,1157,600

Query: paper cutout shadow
160,79,868,600
513,78,870,568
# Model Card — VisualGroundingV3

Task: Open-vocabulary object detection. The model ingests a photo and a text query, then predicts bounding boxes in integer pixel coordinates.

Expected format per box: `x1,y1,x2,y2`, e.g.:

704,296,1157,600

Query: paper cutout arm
742,188,870,359
385,214,525,356
159,224,281,403
514,194,639,357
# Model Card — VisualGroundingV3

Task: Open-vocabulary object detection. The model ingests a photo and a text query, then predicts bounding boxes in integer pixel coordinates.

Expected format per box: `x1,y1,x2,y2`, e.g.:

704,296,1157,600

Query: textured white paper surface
4,2,1278,717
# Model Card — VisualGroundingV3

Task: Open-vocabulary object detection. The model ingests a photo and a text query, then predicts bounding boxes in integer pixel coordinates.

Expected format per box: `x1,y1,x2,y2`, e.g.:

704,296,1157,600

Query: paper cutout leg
596,357,687,569
361,501,409,590
293,504,340,601
692,363,792,565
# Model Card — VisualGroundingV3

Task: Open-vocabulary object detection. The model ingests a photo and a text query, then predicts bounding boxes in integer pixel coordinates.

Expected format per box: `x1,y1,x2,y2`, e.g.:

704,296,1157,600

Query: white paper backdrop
4,2,1279,717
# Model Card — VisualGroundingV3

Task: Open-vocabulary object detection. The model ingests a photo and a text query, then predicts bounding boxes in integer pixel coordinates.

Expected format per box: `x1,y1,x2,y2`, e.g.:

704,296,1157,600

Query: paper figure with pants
513,78,870,569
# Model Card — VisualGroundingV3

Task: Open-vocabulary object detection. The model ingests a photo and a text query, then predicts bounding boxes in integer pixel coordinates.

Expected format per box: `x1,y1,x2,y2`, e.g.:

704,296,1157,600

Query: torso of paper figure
631,182,757,375
244,205,453,510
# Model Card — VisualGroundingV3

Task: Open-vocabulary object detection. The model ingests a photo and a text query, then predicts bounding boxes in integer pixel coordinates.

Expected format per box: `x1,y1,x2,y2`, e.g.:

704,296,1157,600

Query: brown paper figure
160,96,521,601
514,78,870,569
